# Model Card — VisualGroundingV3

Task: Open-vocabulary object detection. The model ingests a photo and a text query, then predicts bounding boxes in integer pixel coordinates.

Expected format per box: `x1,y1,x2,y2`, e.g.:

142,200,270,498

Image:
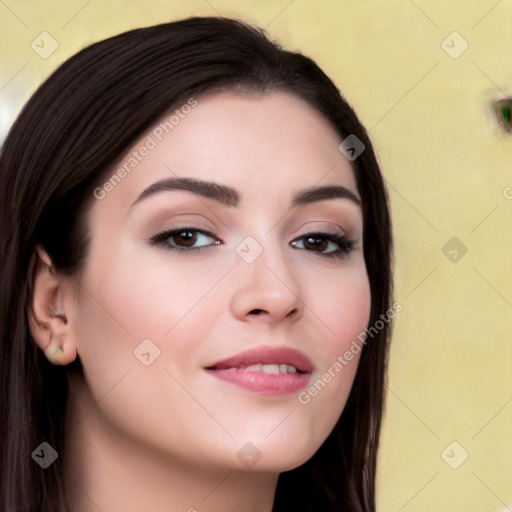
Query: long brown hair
0,16,393,511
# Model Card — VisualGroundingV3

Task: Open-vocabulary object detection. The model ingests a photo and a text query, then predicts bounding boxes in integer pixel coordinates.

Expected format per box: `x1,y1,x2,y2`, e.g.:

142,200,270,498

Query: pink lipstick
205,346,314,396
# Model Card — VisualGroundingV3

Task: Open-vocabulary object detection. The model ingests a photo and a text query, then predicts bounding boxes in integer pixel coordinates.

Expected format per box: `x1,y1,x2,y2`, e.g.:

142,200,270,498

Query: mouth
206,346,314,373
205,346,314,396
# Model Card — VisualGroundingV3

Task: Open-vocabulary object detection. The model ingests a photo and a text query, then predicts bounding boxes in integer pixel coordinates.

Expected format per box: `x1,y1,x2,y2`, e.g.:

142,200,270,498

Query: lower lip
206,368,311,396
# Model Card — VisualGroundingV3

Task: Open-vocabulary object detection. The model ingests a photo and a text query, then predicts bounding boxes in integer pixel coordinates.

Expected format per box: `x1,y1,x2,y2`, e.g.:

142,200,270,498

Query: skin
30,91,371,512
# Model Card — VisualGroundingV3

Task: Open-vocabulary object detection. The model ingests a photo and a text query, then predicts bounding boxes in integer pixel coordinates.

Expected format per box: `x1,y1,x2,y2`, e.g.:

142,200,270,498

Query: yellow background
1,1,511,510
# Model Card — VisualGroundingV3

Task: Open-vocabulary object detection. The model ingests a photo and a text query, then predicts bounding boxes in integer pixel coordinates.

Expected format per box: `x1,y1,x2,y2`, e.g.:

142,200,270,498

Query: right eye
148,228,222,253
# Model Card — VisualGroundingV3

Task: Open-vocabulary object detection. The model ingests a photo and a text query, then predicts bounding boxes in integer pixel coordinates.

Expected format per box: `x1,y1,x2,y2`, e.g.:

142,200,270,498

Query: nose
229,240,304,325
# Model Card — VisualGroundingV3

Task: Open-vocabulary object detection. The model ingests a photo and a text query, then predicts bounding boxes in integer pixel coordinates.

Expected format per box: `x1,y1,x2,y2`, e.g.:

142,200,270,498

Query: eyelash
148,228,355,259
290,231,355,259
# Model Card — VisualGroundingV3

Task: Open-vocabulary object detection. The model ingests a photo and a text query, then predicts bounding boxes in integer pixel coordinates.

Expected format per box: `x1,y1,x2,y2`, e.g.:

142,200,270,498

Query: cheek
313,262,372,354
78,250,227,340
72,252,230,390
69,257,220,445
298,263,371,426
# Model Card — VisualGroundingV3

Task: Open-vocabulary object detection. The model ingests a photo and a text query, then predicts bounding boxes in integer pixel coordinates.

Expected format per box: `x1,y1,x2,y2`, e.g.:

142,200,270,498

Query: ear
28,244,77,366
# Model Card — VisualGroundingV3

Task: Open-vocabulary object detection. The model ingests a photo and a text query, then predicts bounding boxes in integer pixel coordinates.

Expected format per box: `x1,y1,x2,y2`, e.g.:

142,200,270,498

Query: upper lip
206,346,315,373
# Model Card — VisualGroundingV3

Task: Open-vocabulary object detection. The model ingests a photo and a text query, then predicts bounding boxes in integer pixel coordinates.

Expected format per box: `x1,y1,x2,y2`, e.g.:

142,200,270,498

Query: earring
45,342,64,365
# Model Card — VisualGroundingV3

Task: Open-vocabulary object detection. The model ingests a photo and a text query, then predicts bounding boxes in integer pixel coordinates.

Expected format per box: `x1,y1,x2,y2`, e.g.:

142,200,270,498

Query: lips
205,346,314,396
206,346,315,373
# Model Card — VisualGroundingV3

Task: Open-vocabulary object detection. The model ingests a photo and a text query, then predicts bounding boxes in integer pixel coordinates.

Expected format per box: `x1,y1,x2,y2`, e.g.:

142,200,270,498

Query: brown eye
172,230,197,247
290,232,354,259
303,236,329,252
149,228,221,252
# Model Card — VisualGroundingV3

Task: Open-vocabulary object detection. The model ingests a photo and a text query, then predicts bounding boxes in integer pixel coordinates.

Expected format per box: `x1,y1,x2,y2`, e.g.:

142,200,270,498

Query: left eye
290,232,354,257
149,228,221,252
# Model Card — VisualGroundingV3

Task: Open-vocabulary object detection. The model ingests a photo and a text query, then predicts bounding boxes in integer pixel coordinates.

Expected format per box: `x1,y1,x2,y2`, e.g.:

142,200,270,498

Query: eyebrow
292,184,361,208
128,177,361,212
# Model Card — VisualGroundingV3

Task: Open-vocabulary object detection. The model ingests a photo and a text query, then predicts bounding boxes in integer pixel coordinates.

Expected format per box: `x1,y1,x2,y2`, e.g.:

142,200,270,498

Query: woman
0,16,393,511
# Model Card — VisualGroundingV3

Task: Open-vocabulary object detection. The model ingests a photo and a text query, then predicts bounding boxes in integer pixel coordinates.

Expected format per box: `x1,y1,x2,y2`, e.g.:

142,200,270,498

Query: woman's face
69,91,371,472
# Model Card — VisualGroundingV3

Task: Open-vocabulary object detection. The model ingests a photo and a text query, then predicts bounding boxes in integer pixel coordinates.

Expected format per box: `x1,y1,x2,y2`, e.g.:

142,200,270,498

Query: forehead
93,91,359,216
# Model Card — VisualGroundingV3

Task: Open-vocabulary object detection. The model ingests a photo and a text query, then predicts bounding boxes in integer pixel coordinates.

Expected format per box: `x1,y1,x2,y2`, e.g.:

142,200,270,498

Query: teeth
244,364,298,374
261,364,280,375
245,364,262,372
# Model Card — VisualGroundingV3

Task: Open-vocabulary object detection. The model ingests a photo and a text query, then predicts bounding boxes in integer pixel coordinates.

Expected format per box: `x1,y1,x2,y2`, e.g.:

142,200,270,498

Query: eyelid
290,230,356,259
147,226,223,249
146,224,357,260
291,216,352,234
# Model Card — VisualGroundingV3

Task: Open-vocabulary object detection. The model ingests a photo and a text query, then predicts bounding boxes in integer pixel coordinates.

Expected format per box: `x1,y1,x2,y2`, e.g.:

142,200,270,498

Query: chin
244,451,316,473
238,437,322,473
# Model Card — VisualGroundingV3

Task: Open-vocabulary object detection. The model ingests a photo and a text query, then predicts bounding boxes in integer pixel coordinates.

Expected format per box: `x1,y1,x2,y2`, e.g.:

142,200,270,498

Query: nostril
285,308,299,318
249,309,266,315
